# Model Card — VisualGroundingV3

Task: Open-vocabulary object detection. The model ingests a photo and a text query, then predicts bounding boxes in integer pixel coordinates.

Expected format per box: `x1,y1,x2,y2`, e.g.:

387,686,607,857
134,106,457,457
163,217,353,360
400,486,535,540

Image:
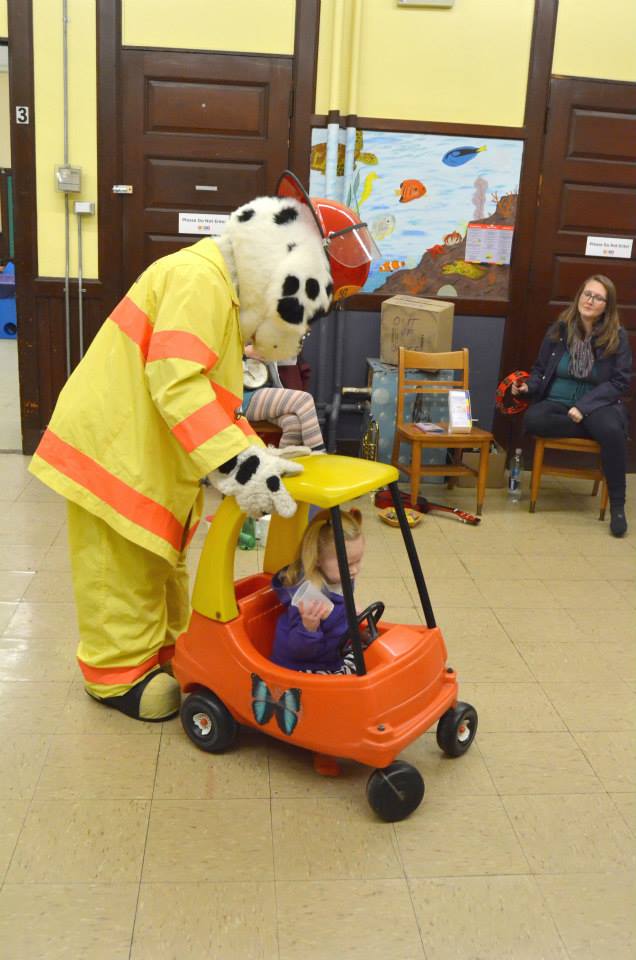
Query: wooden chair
391,347,494,515
529,436,609,519
250,421,282,446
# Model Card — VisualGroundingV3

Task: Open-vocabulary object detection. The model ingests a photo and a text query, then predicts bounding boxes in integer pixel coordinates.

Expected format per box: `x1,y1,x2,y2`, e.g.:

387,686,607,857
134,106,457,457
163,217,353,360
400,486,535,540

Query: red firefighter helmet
277,170,380,301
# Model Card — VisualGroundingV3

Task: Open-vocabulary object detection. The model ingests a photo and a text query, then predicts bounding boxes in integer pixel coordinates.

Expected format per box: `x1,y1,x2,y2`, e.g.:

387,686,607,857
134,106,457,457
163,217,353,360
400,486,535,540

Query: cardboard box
380,296,454,366
457,442,507,488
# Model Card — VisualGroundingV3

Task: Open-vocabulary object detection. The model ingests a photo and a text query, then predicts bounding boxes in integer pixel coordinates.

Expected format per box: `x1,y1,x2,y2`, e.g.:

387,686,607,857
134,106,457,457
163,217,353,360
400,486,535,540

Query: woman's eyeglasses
581,290,607,304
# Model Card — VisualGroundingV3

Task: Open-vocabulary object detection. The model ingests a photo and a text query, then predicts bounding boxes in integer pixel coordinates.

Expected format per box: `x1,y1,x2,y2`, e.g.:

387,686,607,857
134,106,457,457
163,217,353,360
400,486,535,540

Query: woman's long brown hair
555,274,621,356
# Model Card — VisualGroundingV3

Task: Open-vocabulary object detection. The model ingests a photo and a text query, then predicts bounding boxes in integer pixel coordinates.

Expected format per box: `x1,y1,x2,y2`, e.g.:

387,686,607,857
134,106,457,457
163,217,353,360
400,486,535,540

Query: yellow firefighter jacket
29,239,258,565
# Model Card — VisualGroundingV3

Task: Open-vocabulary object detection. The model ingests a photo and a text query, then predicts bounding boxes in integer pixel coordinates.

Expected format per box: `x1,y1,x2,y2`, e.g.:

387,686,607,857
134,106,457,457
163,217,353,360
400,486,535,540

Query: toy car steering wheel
356,601,385,642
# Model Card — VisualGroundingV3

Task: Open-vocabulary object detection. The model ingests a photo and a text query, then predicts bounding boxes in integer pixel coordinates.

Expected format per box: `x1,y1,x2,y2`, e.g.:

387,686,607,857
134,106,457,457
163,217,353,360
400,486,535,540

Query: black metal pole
330,506,366,676
388,481,436,628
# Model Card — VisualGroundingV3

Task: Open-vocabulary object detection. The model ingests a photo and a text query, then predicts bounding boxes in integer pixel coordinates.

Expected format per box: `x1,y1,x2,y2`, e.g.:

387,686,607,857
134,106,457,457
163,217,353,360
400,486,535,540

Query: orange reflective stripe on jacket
37,430,185,551
171,380,255,452
147,330,219,371
110,299,254,449
109,296,153,357
172,399,234,452
77,642,175,686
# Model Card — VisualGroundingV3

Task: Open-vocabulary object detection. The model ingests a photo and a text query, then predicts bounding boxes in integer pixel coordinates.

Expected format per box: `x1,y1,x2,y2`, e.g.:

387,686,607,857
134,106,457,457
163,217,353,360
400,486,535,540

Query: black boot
610,502,628,538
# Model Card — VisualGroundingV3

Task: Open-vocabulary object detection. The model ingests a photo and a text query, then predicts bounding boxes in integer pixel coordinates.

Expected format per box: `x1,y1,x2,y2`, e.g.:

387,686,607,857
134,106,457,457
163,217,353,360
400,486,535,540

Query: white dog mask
216,196,333,360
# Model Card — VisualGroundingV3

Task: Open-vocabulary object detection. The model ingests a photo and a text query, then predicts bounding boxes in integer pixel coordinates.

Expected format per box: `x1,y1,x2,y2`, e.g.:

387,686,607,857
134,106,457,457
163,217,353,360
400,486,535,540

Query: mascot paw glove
211,445,303,518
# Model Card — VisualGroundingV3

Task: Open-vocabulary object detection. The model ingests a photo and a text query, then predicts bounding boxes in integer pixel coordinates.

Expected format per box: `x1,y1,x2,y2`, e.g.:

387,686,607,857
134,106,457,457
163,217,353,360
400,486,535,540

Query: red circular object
496,370,530,415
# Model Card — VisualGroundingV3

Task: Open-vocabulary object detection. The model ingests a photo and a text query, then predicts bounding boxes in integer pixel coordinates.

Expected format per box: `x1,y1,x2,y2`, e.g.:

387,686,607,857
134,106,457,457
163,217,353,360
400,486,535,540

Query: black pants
524,400,628,503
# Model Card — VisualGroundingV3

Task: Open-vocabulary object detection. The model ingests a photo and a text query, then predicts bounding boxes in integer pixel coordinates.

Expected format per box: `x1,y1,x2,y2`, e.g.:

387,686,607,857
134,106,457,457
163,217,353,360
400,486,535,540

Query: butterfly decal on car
250,673,301,736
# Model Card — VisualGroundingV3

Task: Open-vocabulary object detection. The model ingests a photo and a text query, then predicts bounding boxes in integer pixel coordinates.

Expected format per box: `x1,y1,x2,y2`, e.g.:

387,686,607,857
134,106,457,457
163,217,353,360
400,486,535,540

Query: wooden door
119,50,293,289
524,77,636,463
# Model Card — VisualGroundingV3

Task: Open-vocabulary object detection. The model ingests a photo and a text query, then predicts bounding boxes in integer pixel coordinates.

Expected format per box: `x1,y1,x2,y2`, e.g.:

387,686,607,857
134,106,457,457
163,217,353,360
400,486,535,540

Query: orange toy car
173,455,477,821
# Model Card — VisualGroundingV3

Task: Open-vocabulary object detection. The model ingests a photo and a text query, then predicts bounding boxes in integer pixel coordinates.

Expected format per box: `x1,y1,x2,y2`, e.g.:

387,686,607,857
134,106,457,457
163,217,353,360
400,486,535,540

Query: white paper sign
585,235,633,259
178,212,229,236
448,389,472,433
464,223,514,265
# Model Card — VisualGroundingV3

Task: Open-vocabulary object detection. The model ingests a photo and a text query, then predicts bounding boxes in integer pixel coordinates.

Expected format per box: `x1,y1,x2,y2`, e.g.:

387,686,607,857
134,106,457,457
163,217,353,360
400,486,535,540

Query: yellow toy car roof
283,455,398,508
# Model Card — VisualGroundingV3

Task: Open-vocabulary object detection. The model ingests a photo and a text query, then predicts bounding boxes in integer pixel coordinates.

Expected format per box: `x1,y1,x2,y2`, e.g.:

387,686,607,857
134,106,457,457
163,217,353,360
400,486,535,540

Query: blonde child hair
282,508,363,590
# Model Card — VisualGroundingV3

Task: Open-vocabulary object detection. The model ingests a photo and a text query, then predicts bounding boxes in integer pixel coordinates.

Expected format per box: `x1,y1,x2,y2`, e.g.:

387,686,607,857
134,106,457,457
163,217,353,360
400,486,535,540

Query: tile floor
0,453,634,959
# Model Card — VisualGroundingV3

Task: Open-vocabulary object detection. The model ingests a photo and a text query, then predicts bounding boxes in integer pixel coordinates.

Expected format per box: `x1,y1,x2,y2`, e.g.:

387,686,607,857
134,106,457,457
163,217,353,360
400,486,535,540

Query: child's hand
299,599,331,632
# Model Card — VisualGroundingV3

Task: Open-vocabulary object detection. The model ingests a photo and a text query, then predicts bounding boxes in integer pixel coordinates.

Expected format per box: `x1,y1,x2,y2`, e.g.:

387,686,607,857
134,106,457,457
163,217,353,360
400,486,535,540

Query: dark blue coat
526,321,632,422
270,571,350,672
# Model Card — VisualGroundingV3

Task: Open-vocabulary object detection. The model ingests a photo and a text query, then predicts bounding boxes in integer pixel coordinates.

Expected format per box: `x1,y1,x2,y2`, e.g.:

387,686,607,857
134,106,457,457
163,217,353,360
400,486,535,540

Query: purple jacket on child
271,569,351,672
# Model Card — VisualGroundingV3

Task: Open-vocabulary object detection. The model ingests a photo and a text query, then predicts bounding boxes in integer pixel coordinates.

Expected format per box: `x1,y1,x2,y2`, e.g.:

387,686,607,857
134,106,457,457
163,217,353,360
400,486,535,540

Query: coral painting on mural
309,130,523,299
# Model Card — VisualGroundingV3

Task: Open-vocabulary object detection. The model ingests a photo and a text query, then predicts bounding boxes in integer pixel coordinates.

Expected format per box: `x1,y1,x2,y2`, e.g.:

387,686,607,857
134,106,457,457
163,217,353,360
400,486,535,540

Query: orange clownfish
396,179,426,203
378,260,406,272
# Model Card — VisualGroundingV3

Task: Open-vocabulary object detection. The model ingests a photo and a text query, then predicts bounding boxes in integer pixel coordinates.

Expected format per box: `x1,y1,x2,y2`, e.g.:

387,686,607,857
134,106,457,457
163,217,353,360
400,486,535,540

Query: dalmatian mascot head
210,172,380,522
215,170,379,360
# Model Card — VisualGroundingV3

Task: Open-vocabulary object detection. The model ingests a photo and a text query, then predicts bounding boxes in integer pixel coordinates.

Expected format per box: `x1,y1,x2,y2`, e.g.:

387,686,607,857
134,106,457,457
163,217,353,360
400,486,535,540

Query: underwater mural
309,130,524,300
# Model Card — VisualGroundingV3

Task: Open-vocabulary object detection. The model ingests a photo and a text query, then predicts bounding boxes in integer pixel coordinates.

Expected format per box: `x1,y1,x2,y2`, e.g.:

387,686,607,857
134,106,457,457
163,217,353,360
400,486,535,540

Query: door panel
525,77,636,467
120,50,293,289
146,80,268,136
560,184,636,235
567,110,635,161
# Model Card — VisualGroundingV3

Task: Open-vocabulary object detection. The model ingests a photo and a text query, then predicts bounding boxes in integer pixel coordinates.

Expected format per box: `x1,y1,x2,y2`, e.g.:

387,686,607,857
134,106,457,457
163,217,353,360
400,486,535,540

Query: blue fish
442,145,487,167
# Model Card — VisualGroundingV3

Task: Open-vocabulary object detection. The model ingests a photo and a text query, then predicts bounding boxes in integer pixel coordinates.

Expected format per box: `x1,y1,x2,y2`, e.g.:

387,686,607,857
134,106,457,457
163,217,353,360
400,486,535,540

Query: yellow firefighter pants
67,502,191,698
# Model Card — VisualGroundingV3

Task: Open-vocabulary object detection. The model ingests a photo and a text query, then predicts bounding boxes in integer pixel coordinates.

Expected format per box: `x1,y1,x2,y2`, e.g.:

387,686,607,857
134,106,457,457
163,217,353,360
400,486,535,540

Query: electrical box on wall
397,0,455,7
55,164,82,193
73,201,95,215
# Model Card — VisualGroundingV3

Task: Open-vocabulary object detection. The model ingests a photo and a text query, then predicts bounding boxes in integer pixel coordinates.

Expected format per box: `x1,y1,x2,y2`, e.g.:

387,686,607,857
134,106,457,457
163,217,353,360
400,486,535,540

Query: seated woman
243,345,325,453
513,274,632,537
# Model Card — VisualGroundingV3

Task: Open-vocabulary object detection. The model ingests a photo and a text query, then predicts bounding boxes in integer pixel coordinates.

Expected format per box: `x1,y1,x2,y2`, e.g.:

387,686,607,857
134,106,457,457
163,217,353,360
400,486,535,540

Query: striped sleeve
144,262,255,475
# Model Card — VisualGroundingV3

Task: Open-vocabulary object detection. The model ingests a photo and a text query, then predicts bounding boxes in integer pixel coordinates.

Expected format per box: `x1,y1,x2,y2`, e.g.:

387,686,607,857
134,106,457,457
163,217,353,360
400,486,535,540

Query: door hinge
288,88,295,118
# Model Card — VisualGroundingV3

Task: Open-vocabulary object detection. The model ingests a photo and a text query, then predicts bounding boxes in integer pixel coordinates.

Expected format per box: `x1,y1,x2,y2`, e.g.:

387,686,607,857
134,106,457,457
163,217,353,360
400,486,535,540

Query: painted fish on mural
310,130,378,175
442,260,487,280
370,214,396,242
378,260,406,272
358,172,378,206
395,179,427,203
442,145,487,168
443,231,463,247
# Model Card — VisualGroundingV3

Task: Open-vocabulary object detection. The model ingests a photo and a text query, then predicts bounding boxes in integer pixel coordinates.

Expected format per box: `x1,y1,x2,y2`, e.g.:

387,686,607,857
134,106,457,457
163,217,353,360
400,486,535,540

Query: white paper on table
448,389,472,432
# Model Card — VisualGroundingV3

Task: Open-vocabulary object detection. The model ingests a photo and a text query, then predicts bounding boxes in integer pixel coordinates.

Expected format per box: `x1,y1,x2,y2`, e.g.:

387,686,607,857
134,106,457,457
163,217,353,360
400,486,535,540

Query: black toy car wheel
436,702,478,757
366,761,425,822
180,689,238,753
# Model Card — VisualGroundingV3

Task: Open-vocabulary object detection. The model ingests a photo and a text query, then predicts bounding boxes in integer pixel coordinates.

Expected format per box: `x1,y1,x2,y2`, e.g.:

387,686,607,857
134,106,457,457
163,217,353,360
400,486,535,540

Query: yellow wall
34,0,98,278
29,0,636,281
553,0,636,82
122,0,296,54
316,0,535,127
0,2,6,39
0,72,10,168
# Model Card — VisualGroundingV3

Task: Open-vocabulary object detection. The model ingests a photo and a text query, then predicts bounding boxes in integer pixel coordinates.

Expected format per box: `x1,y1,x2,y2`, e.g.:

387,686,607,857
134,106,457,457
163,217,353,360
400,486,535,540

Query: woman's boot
610,500,628,538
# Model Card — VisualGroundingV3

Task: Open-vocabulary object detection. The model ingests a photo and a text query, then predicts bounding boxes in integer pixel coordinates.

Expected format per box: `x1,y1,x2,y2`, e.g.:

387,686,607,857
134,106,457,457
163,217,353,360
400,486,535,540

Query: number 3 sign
15,106,30,124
